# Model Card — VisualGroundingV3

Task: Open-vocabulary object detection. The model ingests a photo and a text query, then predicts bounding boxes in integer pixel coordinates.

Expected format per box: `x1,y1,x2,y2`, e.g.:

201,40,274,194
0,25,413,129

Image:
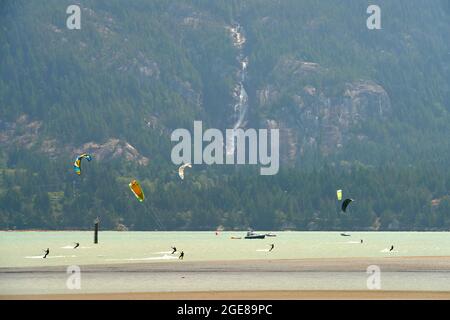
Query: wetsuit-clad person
269,244,275,252
360,239,363,244
171,246,177,254
389,245,394,252
43,248,50,259
179,251,184,260
74,243,80,249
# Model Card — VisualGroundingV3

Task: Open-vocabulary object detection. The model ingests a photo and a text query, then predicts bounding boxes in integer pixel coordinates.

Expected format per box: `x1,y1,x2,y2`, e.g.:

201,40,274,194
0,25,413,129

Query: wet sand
2,256,450,273
1,256,449,300
3,290,450,300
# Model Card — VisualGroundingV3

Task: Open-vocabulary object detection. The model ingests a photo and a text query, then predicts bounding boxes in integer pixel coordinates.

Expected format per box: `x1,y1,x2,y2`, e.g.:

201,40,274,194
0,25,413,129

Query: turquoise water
0,231,449,268
1,231,450,294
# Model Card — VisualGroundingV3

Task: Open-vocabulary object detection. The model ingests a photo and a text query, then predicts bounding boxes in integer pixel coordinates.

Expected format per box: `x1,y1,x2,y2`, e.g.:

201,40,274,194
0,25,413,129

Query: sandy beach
3,290,450,300
1,256,449,300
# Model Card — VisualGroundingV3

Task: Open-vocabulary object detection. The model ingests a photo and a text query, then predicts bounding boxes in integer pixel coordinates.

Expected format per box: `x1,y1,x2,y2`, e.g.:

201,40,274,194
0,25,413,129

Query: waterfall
226,23,249,156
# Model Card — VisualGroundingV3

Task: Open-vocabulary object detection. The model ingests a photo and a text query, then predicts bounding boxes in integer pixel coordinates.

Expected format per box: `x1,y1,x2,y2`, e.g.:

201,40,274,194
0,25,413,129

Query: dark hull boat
245,231,266,239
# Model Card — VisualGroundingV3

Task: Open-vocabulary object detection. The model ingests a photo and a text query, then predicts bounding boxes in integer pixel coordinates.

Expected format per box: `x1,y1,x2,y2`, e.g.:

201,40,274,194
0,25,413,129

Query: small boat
340,233,351,237
244,231,266,239
265,233,277,237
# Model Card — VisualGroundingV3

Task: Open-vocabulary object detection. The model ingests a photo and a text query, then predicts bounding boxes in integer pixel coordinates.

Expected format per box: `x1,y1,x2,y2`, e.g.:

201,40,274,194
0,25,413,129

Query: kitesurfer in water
269,244,275,252
74,243,80,249
43,248,50,259
179,251,184,260
171,246,177,254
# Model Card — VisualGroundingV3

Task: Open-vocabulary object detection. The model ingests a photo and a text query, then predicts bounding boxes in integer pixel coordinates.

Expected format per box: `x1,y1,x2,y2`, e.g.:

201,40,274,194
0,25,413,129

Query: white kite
178,163,192,180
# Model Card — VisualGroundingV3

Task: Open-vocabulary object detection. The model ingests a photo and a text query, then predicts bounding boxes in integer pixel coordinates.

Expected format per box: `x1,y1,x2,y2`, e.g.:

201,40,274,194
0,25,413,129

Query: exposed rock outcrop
0,115,149,166
258,57,392,164
74,139,149,165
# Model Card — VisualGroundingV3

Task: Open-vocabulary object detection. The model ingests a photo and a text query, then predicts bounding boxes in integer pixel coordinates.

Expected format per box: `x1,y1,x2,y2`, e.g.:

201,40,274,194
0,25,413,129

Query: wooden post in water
94,218,99,244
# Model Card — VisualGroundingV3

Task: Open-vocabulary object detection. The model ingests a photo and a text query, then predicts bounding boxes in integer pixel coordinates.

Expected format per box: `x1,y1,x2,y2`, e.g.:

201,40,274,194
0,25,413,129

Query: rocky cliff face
74,138,149,165
256,56,391,164
0,115,149,165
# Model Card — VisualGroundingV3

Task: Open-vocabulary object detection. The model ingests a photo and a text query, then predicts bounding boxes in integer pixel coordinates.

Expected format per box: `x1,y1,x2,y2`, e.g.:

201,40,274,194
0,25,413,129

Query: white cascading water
226,23,249,156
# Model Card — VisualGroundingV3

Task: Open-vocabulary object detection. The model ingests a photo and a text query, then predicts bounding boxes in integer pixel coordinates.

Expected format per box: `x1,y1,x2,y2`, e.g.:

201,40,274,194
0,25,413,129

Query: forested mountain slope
1,0,450,230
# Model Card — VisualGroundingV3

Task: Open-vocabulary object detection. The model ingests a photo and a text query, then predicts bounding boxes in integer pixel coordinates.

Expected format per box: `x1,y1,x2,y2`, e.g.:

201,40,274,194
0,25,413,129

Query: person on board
43,248,50,259
171,246,177,254
360,239,363,244
269,244,275,252
389,245,394,252
74,243,80,249
179,251,184,260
